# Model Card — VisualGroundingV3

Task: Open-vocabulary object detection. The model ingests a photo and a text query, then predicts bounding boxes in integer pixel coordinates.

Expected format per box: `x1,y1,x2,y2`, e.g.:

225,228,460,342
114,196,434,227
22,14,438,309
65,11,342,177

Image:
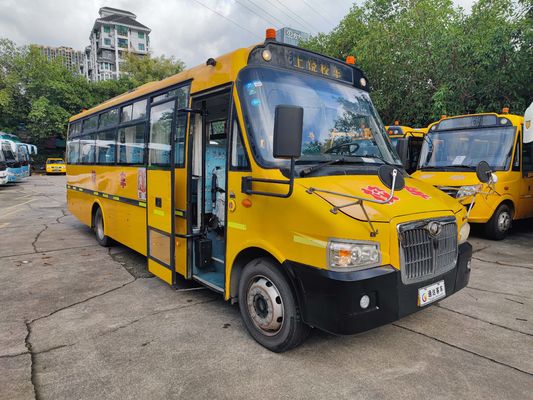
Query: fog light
360,295,370,309
467,260,471,271
262,49,272,61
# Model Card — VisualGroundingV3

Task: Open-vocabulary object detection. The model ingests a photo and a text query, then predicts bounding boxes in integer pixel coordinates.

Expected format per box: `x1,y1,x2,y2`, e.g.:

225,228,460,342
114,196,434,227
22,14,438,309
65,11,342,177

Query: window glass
82,116,98,132
117,38,128,49
523,142,533,174
149,101,174,166
174,86,189,166
99,109,119,128
121,99,147,123
103,25,110,33
104,38,111,46
138,43,145,51
118,124,145,164
152,89,179,104
231,116,249,169
512,138,520,171
67,139,80,164
80,134,96,164
96,130,116,164
116,25,128,36
138,32,144,39
69,122,81,137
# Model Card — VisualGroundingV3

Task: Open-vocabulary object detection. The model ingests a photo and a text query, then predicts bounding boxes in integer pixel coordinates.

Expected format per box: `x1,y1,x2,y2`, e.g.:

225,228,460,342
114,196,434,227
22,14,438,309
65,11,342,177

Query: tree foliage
302,0,532,126
0,40,185,141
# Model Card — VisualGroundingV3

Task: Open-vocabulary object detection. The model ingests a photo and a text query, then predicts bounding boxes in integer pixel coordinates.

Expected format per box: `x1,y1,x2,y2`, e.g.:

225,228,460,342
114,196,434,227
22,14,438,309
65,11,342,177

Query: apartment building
86,7,151,81
35,45,86,75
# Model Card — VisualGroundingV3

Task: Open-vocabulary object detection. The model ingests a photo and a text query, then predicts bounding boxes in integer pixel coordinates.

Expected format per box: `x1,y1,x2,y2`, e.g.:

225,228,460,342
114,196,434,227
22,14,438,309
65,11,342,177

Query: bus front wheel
485,203,512,240
238,258,309,352
93,207,112,247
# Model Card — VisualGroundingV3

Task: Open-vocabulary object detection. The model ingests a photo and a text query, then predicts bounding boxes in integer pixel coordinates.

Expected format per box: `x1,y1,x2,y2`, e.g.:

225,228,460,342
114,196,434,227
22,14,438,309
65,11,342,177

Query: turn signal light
441,114,447,119
502,107,509,114
266,28,276,40
345,55,355,65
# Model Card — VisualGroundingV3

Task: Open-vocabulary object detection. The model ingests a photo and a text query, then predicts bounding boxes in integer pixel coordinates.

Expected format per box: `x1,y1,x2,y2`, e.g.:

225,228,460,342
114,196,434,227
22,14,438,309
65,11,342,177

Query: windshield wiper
358,155,402,167
445,164,476,169
299,158,345,177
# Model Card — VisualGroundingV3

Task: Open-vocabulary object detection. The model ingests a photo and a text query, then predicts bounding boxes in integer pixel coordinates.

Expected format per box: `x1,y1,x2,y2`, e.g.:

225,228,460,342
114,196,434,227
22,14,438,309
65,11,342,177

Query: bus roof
69,45,256,122
427,112,524,132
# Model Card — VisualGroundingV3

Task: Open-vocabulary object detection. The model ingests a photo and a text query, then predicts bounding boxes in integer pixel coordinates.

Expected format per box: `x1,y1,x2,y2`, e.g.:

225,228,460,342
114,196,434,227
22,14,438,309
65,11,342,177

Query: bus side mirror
273,105,303,159
476,161,493,183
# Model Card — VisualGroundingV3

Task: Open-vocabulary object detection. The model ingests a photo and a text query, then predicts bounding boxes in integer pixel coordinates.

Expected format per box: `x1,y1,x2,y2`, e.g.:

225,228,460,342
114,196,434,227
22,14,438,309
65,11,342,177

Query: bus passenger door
146,98,177,285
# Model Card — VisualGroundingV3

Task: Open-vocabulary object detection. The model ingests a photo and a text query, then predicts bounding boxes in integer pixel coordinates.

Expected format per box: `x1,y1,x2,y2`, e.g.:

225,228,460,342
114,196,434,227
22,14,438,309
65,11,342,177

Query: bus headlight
327,240,381,270
457,185,480,198
458,222,470,245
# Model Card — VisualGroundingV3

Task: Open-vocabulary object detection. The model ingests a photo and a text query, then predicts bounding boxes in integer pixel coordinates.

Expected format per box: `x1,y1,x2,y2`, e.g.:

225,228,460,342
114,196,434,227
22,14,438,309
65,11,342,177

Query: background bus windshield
237,67,401,168
419,126,516,171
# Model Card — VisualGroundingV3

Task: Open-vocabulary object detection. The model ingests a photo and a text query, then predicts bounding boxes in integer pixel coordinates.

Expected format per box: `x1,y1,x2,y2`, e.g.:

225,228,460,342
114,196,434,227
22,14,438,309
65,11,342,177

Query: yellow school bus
385,124,427,173
66,30,472,352
412,110,533,239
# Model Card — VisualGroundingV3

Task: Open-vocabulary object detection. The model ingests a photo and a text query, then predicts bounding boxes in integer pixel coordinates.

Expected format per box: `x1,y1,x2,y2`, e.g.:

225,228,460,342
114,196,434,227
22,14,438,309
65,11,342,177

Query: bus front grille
398,217,458,284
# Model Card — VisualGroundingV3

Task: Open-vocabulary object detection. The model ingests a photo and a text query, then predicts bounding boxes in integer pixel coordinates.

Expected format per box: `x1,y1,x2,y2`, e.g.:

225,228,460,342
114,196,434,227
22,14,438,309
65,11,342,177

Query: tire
93,207,112,247
485,203,512,240
238,257,309,352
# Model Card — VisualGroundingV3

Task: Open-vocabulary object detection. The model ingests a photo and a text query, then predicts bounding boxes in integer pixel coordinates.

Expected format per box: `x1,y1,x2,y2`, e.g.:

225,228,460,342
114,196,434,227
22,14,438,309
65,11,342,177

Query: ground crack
466,286,531,300
393,323,533,376
24,321,39,400
472,256,533,270
31,225,48,253
436,305,532,337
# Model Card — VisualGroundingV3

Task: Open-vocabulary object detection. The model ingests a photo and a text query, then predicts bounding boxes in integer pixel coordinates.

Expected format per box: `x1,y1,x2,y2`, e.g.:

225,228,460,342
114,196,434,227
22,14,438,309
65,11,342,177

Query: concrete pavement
1,175,532,399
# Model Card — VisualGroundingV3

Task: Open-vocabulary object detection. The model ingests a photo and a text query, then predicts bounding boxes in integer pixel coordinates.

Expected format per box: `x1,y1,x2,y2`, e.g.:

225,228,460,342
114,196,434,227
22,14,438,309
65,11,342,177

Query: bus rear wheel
485,203,512,240
238,258,309,352
93,207,112,247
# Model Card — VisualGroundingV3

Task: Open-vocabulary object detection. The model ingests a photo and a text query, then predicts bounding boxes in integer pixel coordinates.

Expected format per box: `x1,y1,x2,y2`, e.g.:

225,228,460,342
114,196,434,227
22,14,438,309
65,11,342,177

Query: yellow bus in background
385,123,427,173
412,110,533,239
66,30,472,352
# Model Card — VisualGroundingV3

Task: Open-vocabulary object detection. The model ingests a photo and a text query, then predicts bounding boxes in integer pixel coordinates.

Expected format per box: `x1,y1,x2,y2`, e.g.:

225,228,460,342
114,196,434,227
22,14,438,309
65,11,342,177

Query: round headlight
262,49,272,62
360,295,370,309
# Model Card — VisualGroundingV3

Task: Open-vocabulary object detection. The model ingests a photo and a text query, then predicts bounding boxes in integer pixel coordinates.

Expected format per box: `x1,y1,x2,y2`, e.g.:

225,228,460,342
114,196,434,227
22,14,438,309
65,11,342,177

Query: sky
0,0,476,67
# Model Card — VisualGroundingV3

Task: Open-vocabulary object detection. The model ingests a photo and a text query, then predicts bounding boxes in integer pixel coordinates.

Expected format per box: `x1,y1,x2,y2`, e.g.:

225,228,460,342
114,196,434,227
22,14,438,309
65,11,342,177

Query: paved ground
0,175,532,400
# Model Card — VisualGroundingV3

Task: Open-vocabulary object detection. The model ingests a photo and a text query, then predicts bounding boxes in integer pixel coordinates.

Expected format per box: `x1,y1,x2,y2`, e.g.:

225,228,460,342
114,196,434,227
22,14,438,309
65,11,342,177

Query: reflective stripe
293,234,327,248
228,221,246,230
153,209,165,216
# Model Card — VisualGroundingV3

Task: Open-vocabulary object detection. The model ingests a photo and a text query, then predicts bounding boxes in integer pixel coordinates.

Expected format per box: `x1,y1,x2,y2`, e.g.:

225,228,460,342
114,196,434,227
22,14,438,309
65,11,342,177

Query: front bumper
284,242,472,335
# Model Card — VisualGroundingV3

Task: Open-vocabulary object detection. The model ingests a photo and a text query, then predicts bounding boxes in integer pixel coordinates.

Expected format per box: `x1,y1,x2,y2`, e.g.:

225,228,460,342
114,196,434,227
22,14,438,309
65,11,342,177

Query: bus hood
411,171,481,187
299,175,461,223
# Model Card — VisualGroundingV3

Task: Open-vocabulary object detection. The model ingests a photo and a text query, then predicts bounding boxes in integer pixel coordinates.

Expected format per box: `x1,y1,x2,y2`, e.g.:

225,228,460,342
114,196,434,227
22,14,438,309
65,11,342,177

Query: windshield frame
236,65,402,173
418,125,518,172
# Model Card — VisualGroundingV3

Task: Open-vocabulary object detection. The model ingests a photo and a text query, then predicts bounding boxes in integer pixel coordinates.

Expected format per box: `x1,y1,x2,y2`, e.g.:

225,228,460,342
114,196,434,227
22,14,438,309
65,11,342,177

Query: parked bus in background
385,123,427,173
0,146,8,185
412,109,533,239
0,139,23,183
16,143,31,178
66,29,472,352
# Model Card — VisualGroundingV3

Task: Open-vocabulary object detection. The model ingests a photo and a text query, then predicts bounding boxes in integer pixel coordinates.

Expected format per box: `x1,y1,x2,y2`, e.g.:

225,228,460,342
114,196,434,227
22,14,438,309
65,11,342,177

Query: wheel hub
498,212,511,231
246,277,283,336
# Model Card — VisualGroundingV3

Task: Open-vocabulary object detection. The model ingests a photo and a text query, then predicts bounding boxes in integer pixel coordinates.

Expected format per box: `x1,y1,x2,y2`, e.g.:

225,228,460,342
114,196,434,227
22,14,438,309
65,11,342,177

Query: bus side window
174,86,189,167
230,115,250,170
512,138,520,171
67,138,80,164
523,141,533,176
118,124,145,165
96,130,117,165
149,100,175,166
80,134,96,164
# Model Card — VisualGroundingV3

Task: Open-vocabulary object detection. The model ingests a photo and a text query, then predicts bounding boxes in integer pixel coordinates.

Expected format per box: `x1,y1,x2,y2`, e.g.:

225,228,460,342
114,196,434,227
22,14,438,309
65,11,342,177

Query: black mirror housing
476,160,492,183
273,105,303,159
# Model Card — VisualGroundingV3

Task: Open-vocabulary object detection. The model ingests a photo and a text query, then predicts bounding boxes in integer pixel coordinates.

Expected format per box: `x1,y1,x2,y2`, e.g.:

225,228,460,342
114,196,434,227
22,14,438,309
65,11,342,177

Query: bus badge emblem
426,221,442,237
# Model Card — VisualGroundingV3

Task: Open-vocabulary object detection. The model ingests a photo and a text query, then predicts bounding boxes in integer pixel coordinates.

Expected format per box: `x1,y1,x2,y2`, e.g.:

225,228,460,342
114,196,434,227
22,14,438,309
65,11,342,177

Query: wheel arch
90,199,105,229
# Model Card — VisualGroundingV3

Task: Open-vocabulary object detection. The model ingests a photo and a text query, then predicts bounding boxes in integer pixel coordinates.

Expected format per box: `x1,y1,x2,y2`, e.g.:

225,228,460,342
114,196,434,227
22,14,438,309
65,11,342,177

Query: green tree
121,52,185,86
302,0,532,126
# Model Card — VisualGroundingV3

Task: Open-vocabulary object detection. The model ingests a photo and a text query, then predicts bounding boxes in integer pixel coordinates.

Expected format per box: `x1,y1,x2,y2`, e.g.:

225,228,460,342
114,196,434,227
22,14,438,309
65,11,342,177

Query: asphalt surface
1,175,532,400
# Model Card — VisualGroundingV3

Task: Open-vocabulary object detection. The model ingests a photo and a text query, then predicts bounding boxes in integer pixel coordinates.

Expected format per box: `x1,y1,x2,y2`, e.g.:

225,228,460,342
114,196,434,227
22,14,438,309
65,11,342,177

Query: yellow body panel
412,113,533,224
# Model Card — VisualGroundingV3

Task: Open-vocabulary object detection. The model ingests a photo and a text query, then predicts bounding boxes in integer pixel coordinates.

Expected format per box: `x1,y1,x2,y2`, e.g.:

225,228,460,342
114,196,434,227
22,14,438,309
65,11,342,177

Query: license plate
418,280,446,306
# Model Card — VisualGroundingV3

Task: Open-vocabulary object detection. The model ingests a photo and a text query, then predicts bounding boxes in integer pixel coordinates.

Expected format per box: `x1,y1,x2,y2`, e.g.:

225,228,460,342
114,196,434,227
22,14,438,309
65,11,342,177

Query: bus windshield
419,126,516,171
237,67,401,169
1,142,16,163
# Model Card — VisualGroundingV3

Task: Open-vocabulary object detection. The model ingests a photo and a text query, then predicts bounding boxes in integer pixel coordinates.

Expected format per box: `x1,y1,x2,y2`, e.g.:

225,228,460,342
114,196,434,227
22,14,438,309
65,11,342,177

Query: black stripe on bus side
66,184,147,208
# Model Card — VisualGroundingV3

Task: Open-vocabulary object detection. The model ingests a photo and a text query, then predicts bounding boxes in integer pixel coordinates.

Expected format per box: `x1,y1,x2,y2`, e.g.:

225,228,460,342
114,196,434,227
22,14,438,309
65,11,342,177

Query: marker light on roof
262,49,272,62
360,78,367,87
500,118,509,125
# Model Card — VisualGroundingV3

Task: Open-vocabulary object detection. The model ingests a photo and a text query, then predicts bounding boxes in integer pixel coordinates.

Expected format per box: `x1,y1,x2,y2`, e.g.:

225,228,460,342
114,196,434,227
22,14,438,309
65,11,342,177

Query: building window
138,43,145,51
138,32,145,39
103,25,110,33
117,38,128,49
116,25,128,36
104,38,111,46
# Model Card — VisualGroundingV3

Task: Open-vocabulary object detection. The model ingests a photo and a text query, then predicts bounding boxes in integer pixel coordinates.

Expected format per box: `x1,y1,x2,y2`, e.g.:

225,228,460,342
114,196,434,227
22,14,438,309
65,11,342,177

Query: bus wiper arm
299,158,345,177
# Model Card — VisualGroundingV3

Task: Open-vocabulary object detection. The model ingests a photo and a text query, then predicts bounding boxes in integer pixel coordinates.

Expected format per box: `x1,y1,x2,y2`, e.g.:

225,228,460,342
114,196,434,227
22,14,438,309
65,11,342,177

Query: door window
149,101,175,166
